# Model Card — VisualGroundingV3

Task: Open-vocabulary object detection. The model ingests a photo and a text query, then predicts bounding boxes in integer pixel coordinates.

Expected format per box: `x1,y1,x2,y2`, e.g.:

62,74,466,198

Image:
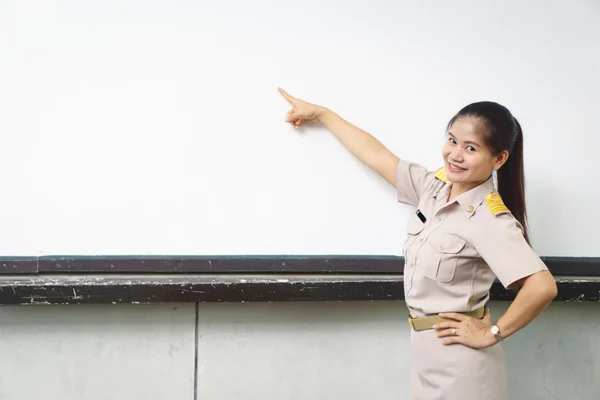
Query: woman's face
442,118,508,188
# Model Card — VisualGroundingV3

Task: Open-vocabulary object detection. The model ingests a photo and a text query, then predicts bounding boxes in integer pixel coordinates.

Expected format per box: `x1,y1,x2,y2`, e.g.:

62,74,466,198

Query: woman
278,88,558,399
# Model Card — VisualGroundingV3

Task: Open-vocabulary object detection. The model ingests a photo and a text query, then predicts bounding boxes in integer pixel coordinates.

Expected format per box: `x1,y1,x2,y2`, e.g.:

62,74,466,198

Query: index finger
278,87,296,105
432,321,458,330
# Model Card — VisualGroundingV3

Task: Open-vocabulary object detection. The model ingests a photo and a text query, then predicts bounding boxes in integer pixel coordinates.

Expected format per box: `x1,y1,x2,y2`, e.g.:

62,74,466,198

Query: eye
466,146,476,152
448,137,457,144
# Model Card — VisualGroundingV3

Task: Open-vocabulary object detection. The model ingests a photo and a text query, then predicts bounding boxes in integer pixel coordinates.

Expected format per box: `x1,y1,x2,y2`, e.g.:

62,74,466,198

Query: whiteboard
0,0,598,257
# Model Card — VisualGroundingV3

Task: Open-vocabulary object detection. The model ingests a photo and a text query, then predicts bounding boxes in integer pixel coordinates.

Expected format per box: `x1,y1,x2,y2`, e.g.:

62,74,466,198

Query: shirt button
467,205,474,212
419,238,424,242
436,216,442,222
439,245,444,250
410,263,414,268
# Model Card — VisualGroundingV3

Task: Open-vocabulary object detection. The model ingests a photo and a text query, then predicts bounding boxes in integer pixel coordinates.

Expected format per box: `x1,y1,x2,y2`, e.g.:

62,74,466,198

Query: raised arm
279,88,400,186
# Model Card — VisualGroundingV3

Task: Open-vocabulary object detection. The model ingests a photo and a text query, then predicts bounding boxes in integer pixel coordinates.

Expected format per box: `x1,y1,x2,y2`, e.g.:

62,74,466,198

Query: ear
493,150,510,171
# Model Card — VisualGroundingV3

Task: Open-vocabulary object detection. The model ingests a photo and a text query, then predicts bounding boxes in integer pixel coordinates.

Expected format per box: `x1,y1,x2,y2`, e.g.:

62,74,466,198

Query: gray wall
0,301,597,399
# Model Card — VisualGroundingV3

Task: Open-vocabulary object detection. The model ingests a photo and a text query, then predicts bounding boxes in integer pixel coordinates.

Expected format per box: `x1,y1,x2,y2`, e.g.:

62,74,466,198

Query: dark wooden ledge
0,255,598,275
1,274,597,305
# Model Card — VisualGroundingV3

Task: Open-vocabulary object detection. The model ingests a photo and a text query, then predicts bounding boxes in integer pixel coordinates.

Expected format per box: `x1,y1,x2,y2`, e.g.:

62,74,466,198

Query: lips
448,163,467,173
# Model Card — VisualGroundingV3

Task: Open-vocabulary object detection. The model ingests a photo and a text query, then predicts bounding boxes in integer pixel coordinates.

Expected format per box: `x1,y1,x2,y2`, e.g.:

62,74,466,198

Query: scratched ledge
0,275,597,305
1,255,599,275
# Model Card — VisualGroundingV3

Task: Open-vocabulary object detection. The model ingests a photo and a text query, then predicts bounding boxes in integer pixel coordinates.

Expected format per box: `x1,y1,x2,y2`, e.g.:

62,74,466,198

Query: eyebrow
448,132,482,147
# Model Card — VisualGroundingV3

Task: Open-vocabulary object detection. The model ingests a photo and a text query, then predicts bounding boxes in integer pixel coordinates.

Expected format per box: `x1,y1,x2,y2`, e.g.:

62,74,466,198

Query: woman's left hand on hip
432,308,498,349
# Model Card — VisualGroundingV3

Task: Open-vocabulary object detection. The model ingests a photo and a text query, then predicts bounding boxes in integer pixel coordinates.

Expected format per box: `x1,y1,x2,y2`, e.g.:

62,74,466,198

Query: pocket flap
406,217,426,235
429,234,466,254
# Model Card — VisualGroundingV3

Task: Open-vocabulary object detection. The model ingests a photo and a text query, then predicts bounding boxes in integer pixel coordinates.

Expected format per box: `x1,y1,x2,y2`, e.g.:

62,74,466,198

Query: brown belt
408,307,485,331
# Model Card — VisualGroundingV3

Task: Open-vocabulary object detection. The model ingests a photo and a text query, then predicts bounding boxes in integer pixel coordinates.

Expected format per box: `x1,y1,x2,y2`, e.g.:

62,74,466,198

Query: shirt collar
433,175,495,217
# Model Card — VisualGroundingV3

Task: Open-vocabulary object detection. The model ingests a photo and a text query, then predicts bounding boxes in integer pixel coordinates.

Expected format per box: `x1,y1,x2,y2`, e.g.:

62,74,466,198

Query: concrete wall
0,301,597,399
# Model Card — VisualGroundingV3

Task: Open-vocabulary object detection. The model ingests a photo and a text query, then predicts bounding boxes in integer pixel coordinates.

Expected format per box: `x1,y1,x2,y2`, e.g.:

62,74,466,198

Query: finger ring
452,329,457,336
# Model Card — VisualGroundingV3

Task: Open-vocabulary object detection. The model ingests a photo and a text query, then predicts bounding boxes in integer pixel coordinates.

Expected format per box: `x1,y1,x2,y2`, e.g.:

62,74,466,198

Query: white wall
0,0,598,257
0,301,597,400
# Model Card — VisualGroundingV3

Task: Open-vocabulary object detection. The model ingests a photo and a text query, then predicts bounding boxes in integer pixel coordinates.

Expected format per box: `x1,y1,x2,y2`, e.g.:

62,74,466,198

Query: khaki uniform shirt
396,159,548,317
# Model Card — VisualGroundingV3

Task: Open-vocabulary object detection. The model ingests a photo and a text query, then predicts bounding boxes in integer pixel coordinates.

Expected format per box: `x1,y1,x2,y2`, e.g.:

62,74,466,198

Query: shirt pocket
403,216,426,253
423,234,467,282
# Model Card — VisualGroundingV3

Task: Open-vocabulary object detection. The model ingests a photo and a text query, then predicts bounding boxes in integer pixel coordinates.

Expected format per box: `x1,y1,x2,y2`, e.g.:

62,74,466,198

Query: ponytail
496,118,529,243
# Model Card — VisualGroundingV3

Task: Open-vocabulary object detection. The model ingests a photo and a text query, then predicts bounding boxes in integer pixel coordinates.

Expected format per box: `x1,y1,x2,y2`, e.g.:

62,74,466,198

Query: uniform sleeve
473,215,548,289
395,159,436,207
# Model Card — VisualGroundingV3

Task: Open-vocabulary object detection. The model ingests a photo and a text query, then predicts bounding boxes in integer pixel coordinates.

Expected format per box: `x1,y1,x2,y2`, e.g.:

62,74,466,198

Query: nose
450,146,464,162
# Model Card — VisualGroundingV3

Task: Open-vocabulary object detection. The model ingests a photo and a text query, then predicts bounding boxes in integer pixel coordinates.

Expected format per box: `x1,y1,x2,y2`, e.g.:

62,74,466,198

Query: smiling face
442,117,509,192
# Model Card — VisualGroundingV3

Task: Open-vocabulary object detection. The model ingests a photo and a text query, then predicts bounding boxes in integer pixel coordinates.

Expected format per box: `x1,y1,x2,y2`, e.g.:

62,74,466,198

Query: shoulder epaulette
486,193,511,216
434,167,449,183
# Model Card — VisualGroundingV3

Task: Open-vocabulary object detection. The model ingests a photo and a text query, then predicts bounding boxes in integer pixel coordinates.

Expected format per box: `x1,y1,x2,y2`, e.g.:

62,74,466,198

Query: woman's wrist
483,327,499,347
316,107,333,123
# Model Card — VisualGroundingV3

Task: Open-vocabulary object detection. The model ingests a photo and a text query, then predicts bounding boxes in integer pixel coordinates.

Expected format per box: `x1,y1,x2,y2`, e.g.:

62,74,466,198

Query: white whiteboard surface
0,0,598,257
